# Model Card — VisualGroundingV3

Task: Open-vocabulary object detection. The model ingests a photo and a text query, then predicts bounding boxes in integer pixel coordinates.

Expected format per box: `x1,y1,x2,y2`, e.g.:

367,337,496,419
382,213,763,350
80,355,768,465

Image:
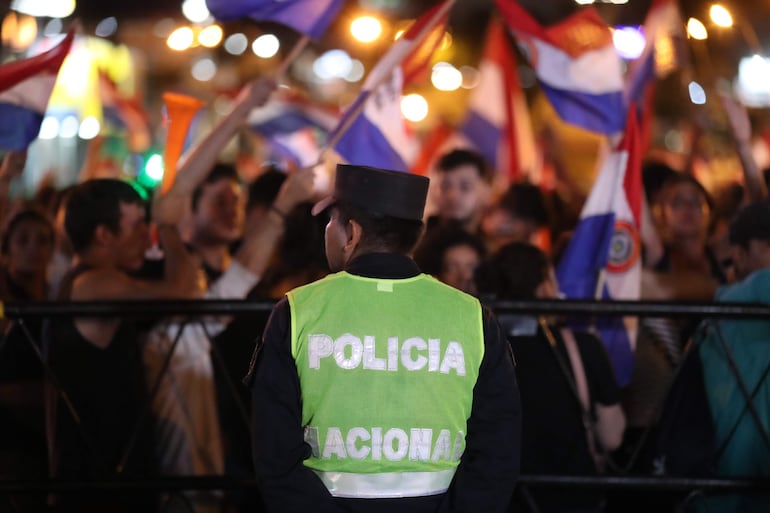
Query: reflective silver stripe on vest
313,468,456,498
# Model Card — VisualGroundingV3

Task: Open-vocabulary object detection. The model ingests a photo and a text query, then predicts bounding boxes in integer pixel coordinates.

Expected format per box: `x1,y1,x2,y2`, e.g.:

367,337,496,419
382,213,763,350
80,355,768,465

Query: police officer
250,164,520,513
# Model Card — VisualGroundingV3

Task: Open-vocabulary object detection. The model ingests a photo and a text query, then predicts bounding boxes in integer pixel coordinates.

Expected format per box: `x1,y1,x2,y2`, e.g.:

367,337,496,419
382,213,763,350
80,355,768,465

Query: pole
275,35,310,80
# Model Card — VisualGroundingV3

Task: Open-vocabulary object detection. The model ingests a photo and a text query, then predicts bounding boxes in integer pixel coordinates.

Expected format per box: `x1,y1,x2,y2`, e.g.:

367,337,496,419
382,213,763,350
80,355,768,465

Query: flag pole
275,35,310,80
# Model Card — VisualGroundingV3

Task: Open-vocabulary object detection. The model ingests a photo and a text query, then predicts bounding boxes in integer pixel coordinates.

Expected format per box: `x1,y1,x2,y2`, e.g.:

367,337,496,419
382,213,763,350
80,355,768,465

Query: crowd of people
0,75,769,513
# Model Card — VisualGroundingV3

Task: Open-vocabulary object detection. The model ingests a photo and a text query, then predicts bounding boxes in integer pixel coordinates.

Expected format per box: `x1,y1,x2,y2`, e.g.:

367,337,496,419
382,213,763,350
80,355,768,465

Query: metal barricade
0,298,769,513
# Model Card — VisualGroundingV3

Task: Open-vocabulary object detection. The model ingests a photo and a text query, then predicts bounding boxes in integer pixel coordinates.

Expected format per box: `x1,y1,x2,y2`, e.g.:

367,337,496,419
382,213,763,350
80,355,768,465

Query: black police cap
312,164,429,222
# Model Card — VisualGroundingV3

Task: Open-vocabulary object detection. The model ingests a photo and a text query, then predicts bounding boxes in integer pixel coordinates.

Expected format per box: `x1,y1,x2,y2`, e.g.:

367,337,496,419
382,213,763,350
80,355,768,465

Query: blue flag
206,0,343,40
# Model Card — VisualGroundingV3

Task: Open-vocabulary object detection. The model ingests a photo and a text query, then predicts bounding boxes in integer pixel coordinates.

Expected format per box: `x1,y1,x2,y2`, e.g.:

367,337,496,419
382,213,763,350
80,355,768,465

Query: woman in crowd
0,207,55,510
413,220,486,294
477,242,625,513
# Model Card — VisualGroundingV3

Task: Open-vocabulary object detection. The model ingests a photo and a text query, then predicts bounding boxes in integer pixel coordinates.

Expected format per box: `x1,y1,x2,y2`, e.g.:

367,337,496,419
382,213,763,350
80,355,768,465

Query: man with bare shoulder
46,179,199,513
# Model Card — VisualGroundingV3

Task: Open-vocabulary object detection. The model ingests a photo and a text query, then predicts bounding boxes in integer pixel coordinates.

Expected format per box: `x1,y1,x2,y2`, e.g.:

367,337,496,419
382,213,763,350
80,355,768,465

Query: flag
496,1,625,135
556,108,642,386
460,17,536,181
329,0,454,171
411,121,456,176
250,94,338,168
0,30,74,150
624,0,684,152
206,0,343,40
625,0,684,105
99,71,151,152
267,128,322,168
248,94,339,137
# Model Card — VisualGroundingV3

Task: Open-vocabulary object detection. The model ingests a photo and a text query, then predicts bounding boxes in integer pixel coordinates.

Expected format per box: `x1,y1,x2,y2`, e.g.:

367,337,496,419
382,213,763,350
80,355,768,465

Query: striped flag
460,17,536,181
496,1,625,135
329,0,454,172
0,30,74,150
556,108,642,385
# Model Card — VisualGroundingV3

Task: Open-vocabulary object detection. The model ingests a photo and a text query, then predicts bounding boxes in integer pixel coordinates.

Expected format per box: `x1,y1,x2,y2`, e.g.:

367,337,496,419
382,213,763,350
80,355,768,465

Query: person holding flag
555,108,642,387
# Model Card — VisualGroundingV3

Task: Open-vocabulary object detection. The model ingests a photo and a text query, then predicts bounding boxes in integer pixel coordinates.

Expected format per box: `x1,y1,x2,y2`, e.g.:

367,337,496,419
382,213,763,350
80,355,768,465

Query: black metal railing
1,298,769,513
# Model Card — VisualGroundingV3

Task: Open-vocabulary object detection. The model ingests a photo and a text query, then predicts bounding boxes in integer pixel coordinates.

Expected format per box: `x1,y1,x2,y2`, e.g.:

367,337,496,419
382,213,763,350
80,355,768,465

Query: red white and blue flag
249,93,339,167
460,17,536,181
268,128,323,168
329,0,454,172
0,30,74,150
248,94,338,136
496,1,625,135
206,0,343,40
556,108,642,386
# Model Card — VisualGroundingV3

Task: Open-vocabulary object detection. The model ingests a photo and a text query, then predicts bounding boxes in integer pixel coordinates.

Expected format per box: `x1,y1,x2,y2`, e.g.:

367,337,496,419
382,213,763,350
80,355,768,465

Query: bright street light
401,94,428,122
350,16,383,43
198,25,223,48
687,18,708,40
431,62,462,91
252,34,280,58
167,27,194,51
710,4,733,28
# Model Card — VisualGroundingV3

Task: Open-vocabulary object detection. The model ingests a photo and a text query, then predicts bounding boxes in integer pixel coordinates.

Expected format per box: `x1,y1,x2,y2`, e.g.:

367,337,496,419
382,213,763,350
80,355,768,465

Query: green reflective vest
288,271,485,498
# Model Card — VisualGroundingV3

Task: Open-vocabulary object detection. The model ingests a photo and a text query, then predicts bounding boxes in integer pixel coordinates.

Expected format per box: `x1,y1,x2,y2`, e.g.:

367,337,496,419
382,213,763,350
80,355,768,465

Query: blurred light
38,116,59,140
145,154,164,182
431,62,462,91
192,58,217,81
689,81,707,104
198,24,223,48
43,18,63,36
57,47,91,97
78,117,100,140
154,18,176,38
313,49,352,80
224,33,248,55
460,66,479,89
394,29,405,40
95,17,118,38
59,116,79,139
609,0,628,4
687,18,708,40
710,4,733,28
167,27,194,51
574,0,595,4
612,26,646,59
737,54,770,106
742,54,770,85
15,14,37,48
2,13,38,50
11,0,75,18
664,129,685,152
350,15,382,43
345,59,365,82
401,94,428,122
252,34,280,58
182,0,210,23
439,32,453,51
213,95,233,116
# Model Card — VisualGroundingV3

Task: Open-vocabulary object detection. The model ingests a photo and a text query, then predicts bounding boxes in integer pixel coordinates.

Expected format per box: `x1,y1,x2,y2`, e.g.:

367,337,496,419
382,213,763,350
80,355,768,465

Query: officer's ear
345,218,364,253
